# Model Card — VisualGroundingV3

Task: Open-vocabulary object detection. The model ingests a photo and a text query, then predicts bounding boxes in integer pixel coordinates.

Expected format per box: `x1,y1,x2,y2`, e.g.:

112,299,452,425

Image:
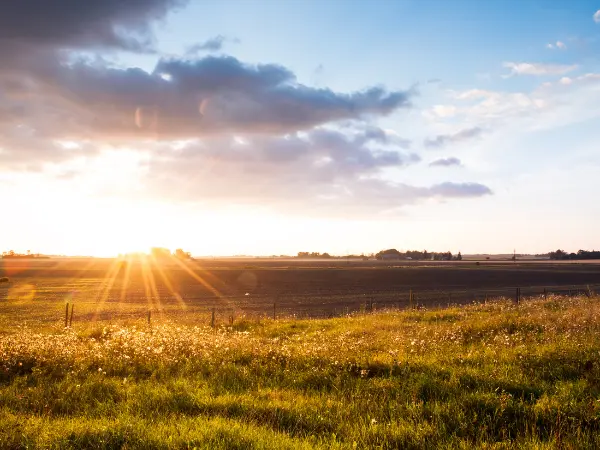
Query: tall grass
1,295,600,448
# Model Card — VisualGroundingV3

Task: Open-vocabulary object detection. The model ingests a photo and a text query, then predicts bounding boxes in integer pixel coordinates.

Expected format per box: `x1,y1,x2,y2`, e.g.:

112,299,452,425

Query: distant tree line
1,250,45,259
375,249,461,261
548,249,600,260
297,252,332,258
150,247,192,260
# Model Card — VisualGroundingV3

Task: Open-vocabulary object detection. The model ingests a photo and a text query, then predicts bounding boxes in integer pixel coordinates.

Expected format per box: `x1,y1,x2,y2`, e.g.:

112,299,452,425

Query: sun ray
92,258,123,322
140,255,152,315
149,253,187,310
183,257,244,314
167,253,224,299
144,256,163,320
184,258,228,292
117,255,133,317
52,256,99,295
167,254,246,323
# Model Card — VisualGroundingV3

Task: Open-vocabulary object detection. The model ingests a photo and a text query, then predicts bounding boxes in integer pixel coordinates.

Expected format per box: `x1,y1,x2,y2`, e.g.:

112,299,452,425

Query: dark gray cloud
0,1,493,216
424,126,483,148
0,55,413,147
429,157,462,167
429,182,491,197
0,0,187,53
185,36,239,55
126,128,491,216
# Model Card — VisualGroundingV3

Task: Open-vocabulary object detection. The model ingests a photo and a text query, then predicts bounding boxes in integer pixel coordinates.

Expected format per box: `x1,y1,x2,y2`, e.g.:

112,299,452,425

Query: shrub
0,276,9,283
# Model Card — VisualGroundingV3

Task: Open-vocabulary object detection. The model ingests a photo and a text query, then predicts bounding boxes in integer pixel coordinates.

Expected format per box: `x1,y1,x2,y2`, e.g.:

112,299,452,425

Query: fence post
409,289,413,309
515,287,521,304
147,309,151,326
543,288,547,300
65,303,69,328
211,307,215,328
69,304,74,327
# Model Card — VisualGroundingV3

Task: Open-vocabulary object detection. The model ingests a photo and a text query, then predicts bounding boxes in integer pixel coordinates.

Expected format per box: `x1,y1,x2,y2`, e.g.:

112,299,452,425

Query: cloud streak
429,157,462,167
424,127,483,148
503,62,577,76
185,35,239,55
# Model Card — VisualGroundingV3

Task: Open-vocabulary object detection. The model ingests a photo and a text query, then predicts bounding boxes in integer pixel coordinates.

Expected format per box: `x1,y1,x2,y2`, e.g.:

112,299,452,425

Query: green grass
1,295,600,448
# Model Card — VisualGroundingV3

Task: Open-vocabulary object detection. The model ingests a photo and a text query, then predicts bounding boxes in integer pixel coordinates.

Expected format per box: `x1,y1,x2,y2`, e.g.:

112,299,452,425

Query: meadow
1,291,600,448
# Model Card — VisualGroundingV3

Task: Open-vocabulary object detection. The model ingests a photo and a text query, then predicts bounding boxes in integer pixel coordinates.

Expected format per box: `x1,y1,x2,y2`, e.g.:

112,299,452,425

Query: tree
375,249,402,260
456,251,462,261
174,248,192,260
549,249,567,260
151,247,171,259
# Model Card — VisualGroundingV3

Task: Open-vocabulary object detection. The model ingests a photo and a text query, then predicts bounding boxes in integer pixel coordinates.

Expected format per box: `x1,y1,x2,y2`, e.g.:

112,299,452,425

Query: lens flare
199,98,209,116
135,106,158,129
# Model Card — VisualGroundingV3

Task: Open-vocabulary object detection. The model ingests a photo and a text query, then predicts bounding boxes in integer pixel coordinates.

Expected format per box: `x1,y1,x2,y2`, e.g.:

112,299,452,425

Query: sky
1,0,600,257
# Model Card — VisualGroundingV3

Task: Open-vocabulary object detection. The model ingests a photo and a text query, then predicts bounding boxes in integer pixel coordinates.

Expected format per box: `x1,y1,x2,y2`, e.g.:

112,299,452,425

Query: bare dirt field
1,258,599,326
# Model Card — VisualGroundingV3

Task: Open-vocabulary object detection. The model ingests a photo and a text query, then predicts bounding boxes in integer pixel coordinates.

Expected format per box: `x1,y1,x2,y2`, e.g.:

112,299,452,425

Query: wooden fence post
409,290,413,309
543,288,547,300
69,304,74,327
65,303,69,328
515,287,521,304
147,309,151,326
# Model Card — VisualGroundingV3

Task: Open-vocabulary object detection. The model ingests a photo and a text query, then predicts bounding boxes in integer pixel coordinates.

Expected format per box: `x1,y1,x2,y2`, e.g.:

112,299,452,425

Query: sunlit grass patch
1,294,600,448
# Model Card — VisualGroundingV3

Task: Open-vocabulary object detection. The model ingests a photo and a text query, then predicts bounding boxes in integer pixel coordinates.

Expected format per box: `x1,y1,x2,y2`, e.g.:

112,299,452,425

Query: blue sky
1,0,600,256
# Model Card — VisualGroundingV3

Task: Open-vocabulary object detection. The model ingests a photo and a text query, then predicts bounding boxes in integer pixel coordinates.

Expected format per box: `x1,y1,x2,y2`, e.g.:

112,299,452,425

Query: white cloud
425,72,600,134
594,10,600,23
452,89,496,100
503,62,577,76
547,41,567,50
430,105,457,118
